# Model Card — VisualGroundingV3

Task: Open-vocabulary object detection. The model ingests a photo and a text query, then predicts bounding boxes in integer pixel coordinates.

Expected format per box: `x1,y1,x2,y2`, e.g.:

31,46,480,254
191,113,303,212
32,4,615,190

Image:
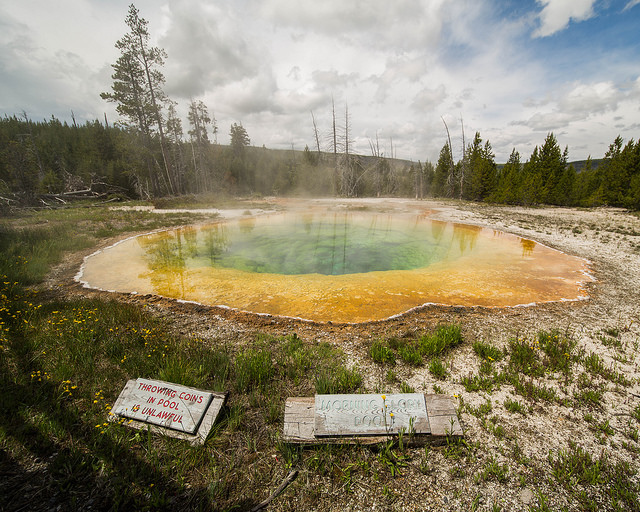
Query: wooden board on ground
283,394,462,445
110,378,227,445
314,393,430,437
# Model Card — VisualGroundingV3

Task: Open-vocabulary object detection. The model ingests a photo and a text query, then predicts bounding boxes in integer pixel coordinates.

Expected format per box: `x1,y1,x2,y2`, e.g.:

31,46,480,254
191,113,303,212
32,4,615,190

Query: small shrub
398,344,422,365
370,340,395,365
399,381,415,393
472,340,504,361
419,324,462,357
508,337,543,377
504,398,526,415
461,374,496,393
428,358,447,380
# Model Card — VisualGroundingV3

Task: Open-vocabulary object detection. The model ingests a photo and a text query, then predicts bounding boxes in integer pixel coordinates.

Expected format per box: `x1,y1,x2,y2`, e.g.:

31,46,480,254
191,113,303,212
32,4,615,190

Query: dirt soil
49,198,640,511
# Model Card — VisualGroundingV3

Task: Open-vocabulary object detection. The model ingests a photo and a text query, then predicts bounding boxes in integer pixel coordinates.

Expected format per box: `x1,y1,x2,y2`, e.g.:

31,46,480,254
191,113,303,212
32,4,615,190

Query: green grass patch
506,330,577,379
549,442,640,511
508,373,559,403
368,324,463,368
234,348,274,391
479,456,509,483
398,344,423,365
582,352,631,386
472,340,504,362
370,340,396,365
461,374,497,393
315,366,363,394
504,398,527,415
574,388,603,408
419,324,463,356
428,358,447,380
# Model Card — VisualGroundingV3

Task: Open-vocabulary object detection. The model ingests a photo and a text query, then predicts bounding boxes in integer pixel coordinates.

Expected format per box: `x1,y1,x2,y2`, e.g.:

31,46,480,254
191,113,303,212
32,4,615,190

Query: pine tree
101,4,174,196
433,143,452,197
537,133,567,205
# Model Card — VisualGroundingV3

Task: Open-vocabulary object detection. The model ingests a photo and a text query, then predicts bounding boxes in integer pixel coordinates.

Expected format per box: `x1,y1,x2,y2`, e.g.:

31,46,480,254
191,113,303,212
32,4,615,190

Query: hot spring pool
77,210,592,323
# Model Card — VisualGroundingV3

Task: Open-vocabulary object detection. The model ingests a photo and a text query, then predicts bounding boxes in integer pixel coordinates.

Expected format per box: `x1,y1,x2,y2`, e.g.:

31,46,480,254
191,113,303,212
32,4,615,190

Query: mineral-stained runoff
77,209,593,323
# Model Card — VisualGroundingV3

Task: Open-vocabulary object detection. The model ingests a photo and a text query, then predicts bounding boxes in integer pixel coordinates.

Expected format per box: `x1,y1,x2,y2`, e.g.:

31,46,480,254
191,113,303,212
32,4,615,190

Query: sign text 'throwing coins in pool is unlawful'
112,378,213,434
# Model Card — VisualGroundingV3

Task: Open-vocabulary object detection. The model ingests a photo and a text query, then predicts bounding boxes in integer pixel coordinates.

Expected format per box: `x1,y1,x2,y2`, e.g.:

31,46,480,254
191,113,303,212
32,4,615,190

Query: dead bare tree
459,114,466,199
310,110,322,161
332,98,339,195
368,131,383,196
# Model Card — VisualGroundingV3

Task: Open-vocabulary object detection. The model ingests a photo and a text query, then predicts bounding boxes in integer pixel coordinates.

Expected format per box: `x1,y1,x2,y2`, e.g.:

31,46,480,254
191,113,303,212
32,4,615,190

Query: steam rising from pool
78,210,592,323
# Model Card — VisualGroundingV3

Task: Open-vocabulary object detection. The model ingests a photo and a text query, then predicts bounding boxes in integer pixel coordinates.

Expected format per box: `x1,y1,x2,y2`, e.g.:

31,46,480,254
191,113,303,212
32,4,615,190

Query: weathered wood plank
283,397,315,442
425,394,462,436
283,394,462,445
424,394,457,415
314,393,430,437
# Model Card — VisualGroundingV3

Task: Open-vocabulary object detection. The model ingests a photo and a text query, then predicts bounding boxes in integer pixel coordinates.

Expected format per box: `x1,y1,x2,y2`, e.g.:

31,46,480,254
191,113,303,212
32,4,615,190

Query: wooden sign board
314,393,430,437
110,378,226,444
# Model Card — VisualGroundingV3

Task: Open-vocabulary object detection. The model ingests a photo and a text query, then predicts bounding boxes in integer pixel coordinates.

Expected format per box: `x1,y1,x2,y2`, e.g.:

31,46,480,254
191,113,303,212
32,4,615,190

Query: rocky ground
51,198,640,511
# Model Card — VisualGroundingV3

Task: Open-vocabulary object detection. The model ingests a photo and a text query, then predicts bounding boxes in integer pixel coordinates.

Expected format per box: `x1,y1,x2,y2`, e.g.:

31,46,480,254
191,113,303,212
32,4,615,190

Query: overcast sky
1,0,639,163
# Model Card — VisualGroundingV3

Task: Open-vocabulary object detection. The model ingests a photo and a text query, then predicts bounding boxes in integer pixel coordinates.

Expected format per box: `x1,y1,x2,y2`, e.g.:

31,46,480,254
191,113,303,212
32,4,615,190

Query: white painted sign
112,378,213,434
314,393,430,437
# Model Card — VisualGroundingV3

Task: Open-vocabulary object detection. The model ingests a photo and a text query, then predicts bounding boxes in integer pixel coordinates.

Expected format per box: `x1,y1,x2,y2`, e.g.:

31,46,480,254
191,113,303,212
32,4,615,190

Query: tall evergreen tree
520,147,543,206
101,3,174,196
433,143,452,197
465,132,497,201
230,123,250,155
493,148,521,204
537,133,568,205
187,100,215,192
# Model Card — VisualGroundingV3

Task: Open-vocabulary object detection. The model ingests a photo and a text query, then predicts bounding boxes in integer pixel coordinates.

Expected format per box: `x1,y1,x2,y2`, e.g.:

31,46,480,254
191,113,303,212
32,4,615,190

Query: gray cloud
311,70,360,91
411,85,448,111
161,1,262,99
514,78,640,131
256,0,446,52
0,11,104,120
1,0,638,164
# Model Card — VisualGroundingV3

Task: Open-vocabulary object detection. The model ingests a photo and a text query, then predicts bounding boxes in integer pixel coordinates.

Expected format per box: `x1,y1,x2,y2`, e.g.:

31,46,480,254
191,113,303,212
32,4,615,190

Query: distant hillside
497,159,603,172
570,159,602,173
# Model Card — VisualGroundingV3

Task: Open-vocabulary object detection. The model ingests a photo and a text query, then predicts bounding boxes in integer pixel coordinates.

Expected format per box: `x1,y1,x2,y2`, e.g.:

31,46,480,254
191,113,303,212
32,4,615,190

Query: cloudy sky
1,0,639,163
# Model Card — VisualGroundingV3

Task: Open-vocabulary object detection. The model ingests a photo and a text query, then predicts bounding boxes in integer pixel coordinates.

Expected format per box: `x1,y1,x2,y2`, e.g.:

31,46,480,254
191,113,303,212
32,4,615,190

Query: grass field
1,201,639,511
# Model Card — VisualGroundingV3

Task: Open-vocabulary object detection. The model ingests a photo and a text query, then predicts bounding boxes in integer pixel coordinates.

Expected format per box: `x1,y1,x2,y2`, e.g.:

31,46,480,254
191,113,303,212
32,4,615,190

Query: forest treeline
423,131,640,209
1,114,639,210
1,2,638,209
